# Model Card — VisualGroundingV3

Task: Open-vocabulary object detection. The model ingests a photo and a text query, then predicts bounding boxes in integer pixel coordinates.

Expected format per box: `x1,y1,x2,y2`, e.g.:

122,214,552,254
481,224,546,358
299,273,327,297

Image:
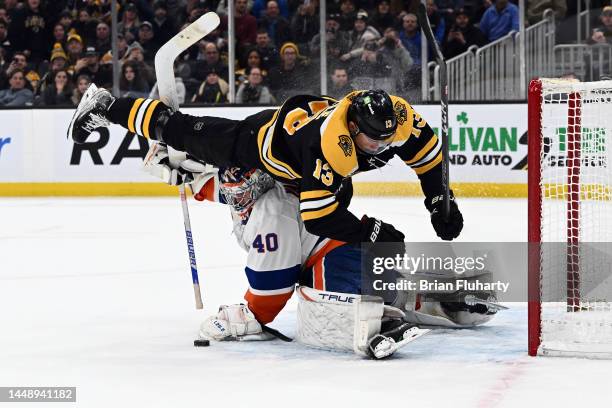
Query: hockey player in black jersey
68,84,463,244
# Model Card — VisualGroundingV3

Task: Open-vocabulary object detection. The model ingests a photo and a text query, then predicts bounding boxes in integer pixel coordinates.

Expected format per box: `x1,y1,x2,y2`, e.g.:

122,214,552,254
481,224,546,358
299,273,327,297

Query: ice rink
1,196,611,407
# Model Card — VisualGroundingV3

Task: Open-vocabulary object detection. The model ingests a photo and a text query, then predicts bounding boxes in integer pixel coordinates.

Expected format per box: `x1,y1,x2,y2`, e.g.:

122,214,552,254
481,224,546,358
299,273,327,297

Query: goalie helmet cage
528,78,612,358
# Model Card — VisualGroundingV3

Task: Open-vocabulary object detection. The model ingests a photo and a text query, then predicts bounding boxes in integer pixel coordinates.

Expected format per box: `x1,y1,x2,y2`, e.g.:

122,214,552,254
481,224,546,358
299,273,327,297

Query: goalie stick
417,3,451,221
154,12,221,310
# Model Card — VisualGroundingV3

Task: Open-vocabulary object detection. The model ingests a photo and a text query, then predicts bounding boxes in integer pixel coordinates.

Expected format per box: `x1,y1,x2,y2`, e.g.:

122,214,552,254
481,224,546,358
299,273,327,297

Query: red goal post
528,78,612,358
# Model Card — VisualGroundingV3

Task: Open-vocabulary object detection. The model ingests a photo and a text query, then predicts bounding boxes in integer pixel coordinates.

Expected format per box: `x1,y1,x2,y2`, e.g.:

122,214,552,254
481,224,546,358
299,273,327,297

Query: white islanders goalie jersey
233,183,344,323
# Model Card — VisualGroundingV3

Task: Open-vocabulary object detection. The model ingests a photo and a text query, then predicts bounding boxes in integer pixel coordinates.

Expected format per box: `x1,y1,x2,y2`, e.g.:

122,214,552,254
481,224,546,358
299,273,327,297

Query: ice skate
67,84,115,143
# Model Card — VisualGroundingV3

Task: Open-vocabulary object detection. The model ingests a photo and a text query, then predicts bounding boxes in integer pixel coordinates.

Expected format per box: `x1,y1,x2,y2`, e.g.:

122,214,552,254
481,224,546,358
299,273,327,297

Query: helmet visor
355,131,393,155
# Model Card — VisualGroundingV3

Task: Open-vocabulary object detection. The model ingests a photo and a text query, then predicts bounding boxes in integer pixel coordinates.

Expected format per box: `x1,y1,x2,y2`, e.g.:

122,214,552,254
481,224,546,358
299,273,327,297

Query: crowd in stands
0,0,607,107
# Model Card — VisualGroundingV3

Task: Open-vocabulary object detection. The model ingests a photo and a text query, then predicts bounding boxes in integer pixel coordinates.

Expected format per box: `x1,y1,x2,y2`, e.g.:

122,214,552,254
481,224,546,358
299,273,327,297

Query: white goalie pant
296,286,389,356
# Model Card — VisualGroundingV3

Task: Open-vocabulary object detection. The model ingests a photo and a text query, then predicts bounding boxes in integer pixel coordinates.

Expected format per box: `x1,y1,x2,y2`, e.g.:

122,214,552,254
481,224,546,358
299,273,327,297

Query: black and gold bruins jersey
240,91,444,243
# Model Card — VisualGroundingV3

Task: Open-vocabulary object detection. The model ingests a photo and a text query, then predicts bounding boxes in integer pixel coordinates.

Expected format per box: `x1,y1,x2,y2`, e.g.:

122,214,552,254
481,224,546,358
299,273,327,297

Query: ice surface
1,197,611,407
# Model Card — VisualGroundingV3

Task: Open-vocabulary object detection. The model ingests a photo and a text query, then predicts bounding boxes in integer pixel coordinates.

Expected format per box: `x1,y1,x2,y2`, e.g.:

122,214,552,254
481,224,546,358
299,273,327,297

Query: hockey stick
262,325,293,342
154,12,221,310
417,3,451,221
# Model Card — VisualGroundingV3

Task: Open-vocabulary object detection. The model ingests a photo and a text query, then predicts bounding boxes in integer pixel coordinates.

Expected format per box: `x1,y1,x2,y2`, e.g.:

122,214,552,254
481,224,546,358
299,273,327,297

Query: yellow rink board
0,182,527,198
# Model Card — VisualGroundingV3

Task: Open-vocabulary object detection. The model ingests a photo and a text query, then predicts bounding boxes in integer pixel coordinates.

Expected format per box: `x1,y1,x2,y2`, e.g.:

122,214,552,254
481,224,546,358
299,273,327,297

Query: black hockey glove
360,215,405,243
424,191,463,241
336,178,353,209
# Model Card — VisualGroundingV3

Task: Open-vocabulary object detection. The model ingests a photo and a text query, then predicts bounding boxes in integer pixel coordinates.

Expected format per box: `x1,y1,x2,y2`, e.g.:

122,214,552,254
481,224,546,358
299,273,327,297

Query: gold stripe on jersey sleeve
257,109,301,180
266,148,301,179
142,100,160,139
404,135,439,165
300,190,333,200
127,98,144,134
320,98,358,177
301,202,339,221
256,110,301,180
413,152,443,175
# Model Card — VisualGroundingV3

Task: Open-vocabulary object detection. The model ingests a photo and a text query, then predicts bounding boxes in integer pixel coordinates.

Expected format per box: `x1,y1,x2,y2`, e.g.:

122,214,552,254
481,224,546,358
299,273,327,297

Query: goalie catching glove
198,304,275,341
425,190,463,241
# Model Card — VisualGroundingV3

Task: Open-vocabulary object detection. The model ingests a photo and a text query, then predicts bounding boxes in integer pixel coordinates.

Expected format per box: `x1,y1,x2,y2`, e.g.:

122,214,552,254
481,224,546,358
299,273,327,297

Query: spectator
0,7,9,25
443,8,486,59
137,21,158,62
66,33,84,70
85,0,112,22
49,46,68,72
152,1,176,47
193,42,228,81
118,2,141,43
347,40,391,78
0,19,11,56
255,29,280,70
222,0,257,50
192,68,228,103
1,0,17,19
74,46,112,88
0,69,33,106
71,73,90,105
122,41,156,86
8,0,49,64
73,7,98,46
236,67,275,104
471,0,493,23
58,10,73,31
290,1,319,52
187,1,207,24
258,0,292,48
101,32,129,63
309,13,350,65
479,0,519,42
120,61,150,98
338,0,357,32
377,27,414,88
340,10,381,62
527,0,567,25
435,0,457,21
371,0,395,34
0,47,6,86
268,42,312,101
52,23,66,47
589,6,612,44
41,69,73,105
399,13,421,65
252,0,289,19
4,51,30,77
328,66,353,100
425,0,446,45
95,22,112,55
236,48,268,84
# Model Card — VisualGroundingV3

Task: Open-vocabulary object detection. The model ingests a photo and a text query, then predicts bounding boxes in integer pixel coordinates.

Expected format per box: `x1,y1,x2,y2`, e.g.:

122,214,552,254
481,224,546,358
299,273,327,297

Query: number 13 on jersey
313,159,334,186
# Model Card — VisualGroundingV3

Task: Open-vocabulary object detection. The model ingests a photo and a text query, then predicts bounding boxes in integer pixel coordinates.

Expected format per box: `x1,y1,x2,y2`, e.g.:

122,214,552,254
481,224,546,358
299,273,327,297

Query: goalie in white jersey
144,145,500,359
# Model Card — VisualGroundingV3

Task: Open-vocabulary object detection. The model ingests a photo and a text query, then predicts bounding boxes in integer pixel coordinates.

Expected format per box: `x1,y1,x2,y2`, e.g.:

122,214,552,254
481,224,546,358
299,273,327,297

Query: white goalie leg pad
295,286,383,356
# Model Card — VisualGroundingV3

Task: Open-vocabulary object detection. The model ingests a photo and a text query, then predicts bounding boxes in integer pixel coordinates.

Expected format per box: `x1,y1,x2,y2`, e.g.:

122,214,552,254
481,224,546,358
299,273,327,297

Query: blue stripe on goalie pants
245,265,301,291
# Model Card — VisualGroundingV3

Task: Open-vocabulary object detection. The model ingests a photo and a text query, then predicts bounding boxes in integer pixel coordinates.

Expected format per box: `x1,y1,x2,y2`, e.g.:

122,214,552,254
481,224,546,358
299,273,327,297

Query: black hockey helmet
347,90,397,141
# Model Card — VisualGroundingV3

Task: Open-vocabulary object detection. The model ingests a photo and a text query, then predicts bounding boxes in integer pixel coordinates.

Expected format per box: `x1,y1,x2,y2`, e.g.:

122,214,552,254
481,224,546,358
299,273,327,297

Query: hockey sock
107,97,169,140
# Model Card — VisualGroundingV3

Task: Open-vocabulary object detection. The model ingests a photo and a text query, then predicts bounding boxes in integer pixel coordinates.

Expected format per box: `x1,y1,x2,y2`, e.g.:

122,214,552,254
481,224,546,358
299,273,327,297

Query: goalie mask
218,167,275,213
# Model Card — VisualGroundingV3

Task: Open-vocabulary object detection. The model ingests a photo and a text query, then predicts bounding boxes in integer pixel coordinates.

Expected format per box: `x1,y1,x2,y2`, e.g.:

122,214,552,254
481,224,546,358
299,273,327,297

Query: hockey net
528,78,612,358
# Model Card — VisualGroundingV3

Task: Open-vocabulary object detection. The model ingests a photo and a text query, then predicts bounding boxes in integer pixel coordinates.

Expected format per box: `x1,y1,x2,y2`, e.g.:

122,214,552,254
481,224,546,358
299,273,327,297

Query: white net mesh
537,79,612,357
